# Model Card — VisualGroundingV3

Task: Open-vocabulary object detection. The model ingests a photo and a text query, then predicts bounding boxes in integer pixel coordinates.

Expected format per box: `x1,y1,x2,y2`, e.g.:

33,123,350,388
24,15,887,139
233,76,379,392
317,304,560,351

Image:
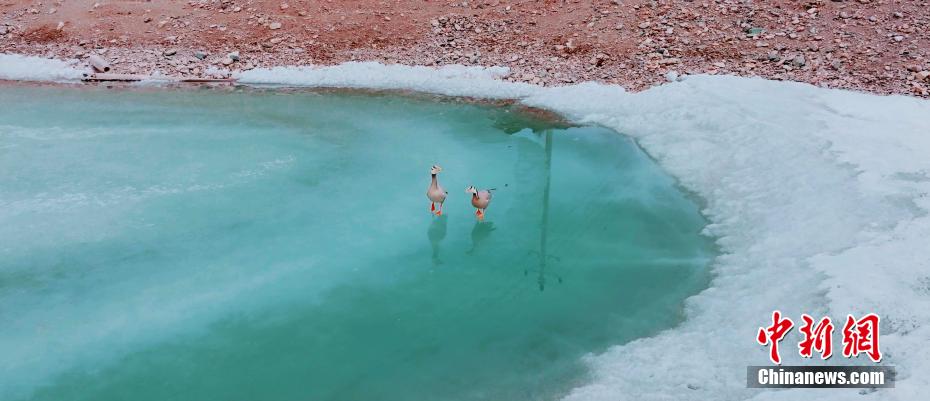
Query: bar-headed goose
427,165,447,215
466,185,494,221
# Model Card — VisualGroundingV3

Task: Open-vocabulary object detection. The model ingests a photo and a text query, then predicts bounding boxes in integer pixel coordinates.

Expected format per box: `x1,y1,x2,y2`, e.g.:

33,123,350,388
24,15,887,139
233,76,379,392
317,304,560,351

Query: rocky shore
1,0,928,97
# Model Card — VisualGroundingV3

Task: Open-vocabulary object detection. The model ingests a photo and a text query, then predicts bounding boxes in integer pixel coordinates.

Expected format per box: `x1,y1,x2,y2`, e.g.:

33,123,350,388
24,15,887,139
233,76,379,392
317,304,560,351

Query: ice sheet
4,53,930,400
245,63,930,401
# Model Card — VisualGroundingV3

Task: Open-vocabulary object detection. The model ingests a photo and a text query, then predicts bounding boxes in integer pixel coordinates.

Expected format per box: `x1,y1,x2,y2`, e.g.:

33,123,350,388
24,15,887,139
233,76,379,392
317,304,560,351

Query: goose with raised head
466,185,495,221
427,165,448,215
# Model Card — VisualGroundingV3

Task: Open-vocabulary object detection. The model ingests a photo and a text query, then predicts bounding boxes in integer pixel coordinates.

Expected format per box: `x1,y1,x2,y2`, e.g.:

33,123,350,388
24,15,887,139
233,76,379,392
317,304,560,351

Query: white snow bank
535,76,930,401
238,62,538,99
6,56,930,400
0,54,83,82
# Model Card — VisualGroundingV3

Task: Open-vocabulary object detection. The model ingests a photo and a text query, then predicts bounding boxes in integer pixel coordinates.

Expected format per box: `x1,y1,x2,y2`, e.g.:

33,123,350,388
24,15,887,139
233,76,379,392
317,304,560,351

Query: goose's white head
466,186,478,195
430,165,443,175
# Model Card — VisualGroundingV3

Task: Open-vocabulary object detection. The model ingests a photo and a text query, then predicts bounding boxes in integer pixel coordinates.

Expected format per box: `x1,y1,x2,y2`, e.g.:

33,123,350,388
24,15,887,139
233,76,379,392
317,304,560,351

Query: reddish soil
1,0,928,97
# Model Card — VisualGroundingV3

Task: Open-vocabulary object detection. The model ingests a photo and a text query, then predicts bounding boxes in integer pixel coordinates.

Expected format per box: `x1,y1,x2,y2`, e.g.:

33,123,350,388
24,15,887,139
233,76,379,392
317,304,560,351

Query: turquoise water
0,85,714,401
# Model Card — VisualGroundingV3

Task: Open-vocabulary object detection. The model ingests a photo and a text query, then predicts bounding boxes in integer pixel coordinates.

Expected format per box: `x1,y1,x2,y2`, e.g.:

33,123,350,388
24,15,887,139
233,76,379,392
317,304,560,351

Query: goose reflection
427,215,447,265
466,221,496,255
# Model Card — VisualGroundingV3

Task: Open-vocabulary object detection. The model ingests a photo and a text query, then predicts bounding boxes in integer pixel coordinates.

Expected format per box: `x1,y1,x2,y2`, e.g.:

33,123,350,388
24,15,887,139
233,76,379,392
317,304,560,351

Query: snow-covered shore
3,53,930,400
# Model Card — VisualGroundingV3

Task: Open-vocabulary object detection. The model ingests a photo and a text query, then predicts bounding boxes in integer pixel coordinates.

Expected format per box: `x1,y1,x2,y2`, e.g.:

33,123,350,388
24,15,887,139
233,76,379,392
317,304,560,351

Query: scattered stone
227,51,240,61
194,51,207,60
591,53,609,67
792,55,806,67
220,56,234,65
917,71,930,82
0,26,7,35
746,27,764,37
143,16,152,23
56,21,65,31
164,49,177,56
893,35,904,42
269,22,282,30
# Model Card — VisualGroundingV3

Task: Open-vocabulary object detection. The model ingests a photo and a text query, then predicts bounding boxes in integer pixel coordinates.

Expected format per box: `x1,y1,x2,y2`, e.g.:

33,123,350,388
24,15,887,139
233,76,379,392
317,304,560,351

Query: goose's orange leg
475,209,484,221
430,202,436,214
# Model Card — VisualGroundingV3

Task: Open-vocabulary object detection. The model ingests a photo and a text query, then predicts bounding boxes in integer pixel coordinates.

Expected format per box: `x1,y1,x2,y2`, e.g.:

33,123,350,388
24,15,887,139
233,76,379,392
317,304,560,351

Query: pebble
269,22,282,30
164,49,177,56
227,51,240,61
194,51,207,60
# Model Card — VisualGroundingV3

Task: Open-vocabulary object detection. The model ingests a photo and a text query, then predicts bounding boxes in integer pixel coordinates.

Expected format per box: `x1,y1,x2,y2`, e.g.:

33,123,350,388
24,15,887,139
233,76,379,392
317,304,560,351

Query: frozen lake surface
0,85,714,401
